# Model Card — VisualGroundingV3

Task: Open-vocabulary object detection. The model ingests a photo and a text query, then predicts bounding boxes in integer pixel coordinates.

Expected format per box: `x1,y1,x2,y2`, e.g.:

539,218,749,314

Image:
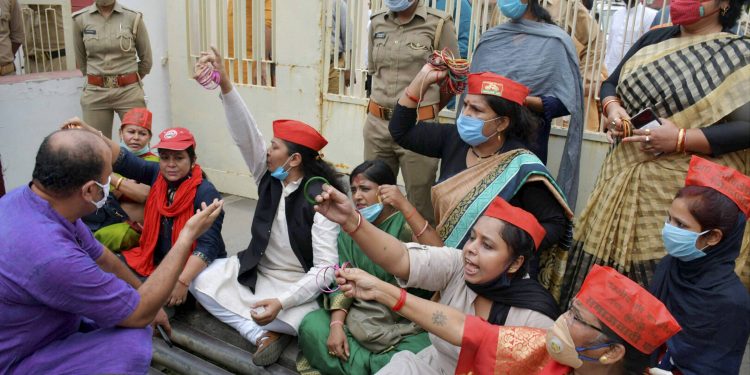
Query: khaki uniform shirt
0,0,24,65
22,5,64,55
72,2,151,77
368,1,458,107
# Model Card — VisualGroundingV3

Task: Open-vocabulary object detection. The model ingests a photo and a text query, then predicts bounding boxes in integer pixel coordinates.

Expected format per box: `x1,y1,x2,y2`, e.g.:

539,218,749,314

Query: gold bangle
114,176,124,191
177,279,189,288
675,129,685,153
601,98,621,116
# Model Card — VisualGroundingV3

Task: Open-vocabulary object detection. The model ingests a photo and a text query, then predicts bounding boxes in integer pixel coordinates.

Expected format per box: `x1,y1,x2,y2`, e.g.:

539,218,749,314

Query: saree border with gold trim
431,149,575,300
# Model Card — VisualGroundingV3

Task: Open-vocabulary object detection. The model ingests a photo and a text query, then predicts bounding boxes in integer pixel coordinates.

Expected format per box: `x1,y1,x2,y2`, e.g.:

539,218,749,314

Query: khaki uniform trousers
80,82,145,139
363,114,437,224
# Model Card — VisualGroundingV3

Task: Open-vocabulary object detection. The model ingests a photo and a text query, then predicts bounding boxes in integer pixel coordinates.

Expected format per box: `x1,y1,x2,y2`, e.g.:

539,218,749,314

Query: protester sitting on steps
67,118,226,308
313,187,560,374
0,128,223,374
334,264,681,375
83,107,160,253
189,47,346,367
297,159,433,375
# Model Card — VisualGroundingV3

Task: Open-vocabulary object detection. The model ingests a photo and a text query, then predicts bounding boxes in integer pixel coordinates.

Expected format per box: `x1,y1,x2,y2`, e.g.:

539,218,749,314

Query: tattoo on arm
432,310,447,326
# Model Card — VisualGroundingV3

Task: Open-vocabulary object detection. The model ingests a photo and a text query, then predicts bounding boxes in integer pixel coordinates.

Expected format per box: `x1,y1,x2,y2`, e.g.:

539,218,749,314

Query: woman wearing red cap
313,189,560,374
64,118,227,308
189,48,347,367
334,264,680,375
390,66,573,297
649,157,750,375
83,107,159,253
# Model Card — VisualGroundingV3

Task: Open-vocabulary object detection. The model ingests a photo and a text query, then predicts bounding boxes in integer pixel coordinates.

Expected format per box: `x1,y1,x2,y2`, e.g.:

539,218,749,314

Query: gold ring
645,128,651,135
329,351,336,356
645,136,651,143
610,120,616,126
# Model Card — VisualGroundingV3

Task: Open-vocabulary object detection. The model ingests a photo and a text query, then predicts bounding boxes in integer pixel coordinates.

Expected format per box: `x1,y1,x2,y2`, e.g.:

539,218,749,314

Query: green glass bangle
303,176,330,205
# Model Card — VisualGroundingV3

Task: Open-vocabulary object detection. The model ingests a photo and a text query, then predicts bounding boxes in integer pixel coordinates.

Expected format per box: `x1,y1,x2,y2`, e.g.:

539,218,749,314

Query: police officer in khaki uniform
0,0,23,76
73,0,152,138
23,4,67,73
366,0,458,224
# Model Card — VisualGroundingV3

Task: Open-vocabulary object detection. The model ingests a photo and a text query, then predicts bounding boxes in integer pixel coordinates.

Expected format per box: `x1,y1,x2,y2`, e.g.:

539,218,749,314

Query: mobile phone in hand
631,107,662,130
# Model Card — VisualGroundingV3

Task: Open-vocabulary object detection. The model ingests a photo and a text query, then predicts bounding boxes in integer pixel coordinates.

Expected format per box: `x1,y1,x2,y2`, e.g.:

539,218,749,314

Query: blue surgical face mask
90,176,111,209
384,0,414,12
359,203,384,223
120,140,150,157
662,222,709,262
456,113,500,147
498,0,528,20
270,156,294,181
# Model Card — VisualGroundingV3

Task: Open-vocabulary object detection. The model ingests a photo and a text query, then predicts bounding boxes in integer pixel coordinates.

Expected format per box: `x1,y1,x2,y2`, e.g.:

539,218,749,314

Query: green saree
297,212,431,375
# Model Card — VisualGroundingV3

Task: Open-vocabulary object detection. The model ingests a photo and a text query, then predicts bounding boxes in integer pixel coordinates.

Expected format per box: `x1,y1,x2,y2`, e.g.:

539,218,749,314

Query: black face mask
466,259,560,325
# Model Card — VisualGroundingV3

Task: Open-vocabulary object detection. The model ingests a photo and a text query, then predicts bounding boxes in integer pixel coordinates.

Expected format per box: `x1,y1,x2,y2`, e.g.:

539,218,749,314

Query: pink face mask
670,0,720,26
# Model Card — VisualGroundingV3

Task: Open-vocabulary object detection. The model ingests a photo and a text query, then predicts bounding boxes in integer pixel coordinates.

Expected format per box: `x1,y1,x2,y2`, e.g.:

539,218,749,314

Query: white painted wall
0,74,84,190
0,0,171,192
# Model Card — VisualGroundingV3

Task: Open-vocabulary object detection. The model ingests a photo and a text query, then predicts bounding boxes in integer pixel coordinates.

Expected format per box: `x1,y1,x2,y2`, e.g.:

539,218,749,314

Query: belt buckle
103,76,119,88
382,107,392,121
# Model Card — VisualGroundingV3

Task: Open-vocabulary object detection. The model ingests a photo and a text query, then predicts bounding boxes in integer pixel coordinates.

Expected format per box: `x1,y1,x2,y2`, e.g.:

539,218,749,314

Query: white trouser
190,285,296,343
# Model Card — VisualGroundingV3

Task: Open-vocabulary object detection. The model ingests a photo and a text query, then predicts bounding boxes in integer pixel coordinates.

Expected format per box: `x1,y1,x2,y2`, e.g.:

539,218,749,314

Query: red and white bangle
330,320,345,328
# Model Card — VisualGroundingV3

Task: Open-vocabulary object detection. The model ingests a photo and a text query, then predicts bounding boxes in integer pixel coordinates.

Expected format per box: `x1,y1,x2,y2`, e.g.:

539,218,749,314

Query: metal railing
183,0,749,130
186,0,276,86
13,0,75,75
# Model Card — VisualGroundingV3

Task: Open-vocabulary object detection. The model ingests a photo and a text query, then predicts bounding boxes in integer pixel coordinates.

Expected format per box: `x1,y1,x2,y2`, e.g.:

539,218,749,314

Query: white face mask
90,176,111,209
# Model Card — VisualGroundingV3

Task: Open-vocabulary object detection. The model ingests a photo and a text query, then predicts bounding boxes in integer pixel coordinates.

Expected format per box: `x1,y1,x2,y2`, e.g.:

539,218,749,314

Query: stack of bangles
427,48,469,95
621,118,633,138
317,262,351,294
676,129,688,153
195,64,221,90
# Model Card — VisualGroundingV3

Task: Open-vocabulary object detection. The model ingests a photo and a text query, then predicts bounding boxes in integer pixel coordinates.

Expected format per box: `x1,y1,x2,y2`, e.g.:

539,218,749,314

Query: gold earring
721,6,729,16
599,355,608,364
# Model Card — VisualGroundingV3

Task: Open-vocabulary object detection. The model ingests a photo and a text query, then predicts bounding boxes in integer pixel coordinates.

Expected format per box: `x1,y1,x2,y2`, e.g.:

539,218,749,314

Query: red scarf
123,164,203,276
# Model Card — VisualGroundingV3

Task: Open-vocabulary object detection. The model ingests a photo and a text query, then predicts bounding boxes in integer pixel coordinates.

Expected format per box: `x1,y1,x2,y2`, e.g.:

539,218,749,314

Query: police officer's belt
368,99,437,121
87,72,139,88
